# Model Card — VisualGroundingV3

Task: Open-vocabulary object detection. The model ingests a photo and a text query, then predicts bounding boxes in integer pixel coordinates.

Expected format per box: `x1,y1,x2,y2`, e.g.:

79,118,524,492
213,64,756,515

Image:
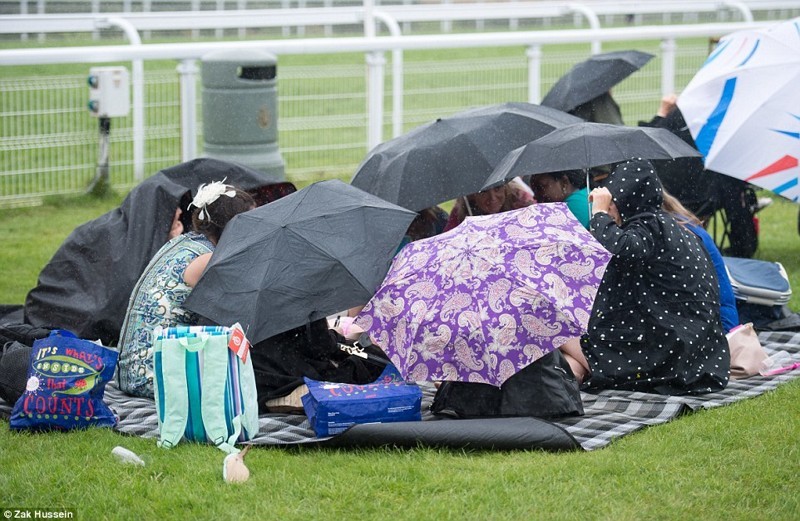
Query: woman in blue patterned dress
117,181,255,397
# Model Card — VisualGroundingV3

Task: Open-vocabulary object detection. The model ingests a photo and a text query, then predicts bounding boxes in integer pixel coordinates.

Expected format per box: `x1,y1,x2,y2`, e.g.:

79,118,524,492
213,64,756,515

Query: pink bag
726,323,768,379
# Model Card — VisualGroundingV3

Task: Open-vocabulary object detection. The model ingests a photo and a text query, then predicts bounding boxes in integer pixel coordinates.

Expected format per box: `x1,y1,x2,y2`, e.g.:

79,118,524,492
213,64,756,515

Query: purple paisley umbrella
355,202,611,387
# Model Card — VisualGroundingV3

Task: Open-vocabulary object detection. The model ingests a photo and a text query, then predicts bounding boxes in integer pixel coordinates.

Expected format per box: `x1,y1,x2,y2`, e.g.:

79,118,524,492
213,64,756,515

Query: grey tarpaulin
23,158,277,345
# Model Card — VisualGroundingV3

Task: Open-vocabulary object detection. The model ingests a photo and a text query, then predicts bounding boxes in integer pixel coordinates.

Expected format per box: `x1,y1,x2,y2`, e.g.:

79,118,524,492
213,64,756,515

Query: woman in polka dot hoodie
559,158,730,395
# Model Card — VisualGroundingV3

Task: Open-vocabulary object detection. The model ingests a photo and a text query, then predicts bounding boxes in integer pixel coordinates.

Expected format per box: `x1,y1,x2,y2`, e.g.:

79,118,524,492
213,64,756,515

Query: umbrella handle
585,168,591,218
463,196,473,217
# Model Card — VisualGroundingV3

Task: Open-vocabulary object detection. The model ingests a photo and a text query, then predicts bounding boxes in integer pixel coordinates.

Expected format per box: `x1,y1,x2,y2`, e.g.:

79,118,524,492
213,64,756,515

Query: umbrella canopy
183,179,416,345
481,122,702,190
541,50,655,113
355,203,611,387
677,17,800,202
350,102,581,211
24,158,278,345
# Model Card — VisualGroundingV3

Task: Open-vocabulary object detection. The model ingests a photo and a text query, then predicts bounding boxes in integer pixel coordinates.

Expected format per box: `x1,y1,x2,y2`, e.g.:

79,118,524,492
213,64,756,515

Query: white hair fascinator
189,179,236,221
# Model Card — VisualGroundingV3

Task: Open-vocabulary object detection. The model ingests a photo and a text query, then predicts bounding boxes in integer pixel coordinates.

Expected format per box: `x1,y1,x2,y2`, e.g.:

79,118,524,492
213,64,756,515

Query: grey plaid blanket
2,330,798,451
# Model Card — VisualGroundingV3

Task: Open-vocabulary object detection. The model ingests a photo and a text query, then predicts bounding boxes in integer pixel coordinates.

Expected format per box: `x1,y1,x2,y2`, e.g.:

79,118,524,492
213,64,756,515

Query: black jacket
581,159,730,395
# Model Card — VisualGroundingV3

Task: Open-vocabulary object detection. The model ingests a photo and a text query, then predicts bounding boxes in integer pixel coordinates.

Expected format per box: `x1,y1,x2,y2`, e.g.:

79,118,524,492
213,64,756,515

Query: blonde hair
662,189,702,227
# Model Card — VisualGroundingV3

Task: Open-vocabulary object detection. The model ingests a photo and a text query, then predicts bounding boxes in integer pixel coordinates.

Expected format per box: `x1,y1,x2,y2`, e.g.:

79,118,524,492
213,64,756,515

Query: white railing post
95,16,145,181
364,0,384,150
91,0,100,40
722,1,754,22
191,0,200,39
568,3,602,54
282,0,291,37
238,0,247,38
373,10,404,138
509,0,519,30
143,0,152,39
324,0,333,36
526,44,542,104
442,0,452,33
297,0,306,37
37,0,44,42
661,38,676,97
177,59,200,162
20,0,28,41
215,0,225,39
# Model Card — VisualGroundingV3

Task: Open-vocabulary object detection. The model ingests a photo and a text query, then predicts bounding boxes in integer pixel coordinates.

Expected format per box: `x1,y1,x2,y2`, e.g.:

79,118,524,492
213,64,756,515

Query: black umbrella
350,102,582,211
481,122,703,190
183,179,416,344
23,158,279,345
541,50,655,113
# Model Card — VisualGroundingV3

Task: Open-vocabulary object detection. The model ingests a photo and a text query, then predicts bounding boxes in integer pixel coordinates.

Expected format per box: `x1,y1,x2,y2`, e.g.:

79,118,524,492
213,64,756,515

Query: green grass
0,189,799,519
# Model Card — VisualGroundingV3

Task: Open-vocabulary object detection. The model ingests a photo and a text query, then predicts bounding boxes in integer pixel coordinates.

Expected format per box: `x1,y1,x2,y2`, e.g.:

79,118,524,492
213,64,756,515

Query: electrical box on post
87,66,130,118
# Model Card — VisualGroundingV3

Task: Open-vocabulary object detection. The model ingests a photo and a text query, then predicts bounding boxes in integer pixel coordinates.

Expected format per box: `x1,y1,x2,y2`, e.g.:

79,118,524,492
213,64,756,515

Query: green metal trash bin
201,49,285,181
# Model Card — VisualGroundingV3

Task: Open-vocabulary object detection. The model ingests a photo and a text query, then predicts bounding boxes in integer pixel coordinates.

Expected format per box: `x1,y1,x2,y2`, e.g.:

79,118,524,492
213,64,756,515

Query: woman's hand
589,187,613,215
657,93,678,118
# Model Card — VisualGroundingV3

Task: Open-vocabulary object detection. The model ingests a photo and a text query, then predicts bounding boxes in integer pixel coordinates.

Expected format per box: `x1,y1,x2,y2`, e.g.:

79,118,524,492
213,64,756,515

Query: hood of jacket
600,158,663,223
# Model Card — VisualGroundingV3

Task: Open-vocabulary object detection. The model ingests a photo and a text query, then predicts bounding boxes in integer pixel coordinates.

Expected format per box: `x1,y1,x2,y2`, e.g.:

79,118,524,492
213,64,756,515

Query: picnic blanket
2,330,798,451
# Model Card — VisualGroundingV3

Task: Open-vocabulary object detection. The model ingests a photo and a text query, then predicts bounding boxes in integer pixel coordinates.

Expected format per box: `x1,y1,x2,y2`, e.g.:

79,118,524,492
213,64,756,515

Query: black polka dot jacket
581,159,730,395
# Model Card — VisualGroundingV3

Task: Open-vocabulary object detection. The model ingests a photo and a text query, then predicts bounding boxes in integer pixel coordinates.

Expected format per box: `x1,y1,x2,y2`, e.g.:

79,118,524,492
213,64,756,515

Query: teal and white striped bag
153,325,259,454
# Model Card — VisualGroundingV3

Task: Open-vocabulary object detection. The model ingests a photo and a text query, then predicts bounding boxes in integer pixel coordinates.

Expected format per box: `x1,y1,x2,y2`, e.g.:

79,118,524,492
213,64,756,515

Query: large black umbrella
183,179,416,344
23,158,280,345
350,102,581,211
481,122,703,190
541,50,655,113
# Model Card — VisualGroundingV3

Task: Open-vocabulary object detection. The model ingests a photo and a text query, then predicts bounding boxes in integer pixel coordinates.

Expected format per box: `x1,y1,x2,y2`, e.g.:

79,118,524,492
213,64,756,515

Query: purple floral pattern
356,202,611,386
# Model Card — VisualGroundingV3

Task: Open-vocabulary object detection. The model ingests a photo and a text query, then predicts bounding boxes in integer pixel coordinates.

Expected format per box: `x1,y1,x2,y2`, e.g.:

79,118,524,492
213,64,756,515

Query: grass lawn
0,191,799,520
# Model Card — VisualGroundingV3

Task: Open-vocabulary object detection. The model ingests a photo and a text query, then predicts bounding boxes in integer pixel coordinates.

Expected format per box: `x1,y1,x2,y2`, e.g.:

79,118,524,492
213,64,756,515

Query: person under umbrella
23,158,284,346
443,178,533,232
558,158,730,395
182,180,416,407
356,202,612,418
528,169,590,228
117,180,257,398
351,102,580,212
541,50,654,126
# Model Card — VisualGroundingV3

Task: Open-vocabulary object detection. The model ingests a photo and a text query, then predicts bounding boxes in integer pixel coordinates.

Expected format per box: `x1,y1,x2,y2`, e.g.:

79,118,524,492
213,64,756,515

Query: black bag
250,319,384,412
0,341,31,404
431,350,583,419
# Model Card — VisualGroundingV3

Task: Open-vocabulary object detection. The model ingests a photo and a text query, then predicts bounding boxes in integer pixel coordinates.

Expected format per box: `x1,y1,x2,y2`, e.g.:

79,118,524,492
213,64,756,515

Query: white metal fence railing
1,10,797,206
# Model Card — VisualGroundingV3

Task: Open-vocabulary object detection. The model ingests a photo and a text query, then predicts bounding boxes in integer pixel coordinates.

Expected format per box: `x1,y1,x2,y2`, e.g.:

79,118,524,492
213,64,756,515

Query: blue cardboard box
302,364,422,437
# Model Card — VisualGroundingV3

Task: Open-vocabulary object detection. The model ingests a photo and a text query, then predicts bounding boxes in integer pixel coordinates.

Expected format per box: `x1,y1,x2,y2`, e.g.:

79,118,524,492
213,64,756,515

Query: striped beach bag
153,325,259,453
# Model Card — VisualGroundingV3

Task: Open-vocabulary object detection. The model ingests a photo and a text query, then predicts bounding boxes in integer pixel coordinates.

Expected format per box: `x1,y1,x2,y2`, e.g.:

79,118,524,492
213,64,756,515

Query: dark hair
533,170,586,189
191,187,256,244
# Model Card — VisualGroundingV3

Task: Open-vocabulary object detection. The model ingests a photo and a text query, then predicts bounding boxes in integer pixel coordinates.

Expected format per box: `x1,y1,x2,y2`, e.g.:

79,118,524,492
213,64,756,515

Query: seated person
529,170,590,228
559,159,730,395
23,158,274,346
444,178,533,232
117,181,256,397
662,190,740,333
570,91,624,125
396,205,449,251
